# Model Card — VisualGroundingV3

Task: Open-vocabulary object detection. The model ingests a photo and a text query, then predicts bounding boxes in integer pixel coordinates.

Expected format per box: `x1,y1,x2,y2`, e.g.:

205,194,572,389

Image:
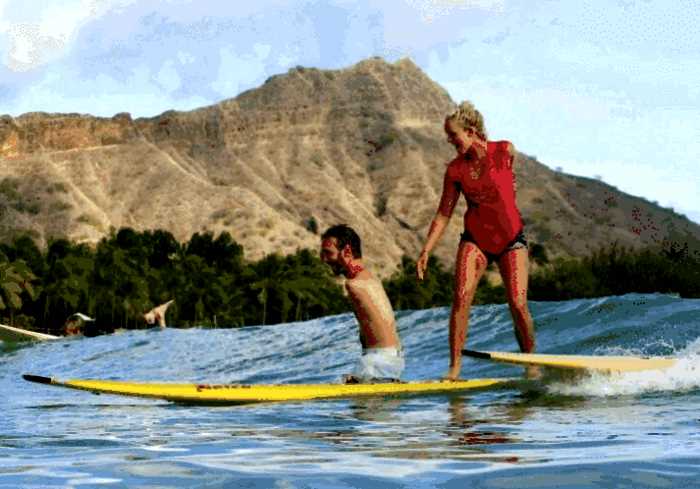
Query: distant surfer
63,312,94,336
416,100,537,380
320,225,404,383
143,300,174,328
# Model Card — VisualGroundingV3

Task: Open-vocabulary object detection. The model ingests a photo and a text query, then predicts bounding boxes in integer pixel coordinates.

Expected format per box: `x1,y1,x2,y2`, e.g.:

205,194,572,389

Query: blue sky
1,0,698,223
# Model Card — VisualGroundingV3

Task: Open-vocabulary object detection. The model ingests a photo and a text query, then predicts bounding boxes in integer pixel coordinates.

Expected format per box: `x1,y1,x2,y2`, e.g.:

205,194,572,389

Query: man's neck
345,260,365,279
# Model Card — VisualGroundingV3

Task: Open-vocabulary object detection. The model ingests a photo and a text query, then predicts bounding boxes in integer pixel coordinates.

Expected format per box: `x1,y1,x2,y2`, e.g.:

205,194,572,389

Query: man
143,299,174,328
63,312,94,336
320,224,404,383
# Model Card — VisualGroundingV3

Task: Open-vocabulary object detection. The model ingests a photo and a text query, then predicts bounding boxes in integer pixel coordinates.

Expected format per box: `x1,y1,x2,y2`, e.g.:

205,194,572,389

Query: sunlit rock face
1,58,697,277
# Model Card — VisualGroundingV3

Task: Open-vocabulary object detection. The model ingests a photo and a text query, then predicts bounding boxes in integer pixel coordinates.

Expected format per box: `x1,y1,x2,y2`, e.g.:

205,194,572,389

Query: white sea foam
546,339,700,397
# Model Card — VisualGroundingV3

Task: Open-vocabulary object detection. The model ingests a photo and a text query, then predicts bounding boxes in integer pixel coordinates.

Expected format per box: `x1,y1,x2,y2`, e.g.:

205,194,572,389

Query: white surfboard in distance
0,323,59,342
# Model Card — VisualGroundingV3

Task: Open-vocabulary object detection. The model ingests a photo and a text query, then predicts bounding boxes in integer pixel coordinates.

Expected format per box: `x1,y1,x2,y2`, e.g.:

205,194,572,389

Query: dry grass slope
1,58,699,277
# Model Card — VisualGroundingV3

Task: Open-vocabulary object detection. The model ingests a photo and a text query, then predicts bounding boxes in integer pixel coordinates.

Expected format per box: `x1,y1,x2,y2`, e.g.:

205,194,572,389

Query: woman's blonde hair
446,101,487,140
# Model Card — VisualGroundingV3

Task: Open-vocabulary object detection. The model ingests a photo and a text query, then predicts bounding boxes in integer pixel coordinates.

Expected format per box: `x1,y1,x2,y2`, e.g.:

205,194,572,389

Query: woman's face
444,118,474,155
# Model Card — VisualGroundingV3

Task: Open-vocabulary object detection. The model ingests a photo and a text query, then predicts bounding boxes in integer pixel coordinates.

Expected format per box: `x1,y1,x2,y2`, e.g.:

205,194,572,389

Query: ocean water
2,293,699,489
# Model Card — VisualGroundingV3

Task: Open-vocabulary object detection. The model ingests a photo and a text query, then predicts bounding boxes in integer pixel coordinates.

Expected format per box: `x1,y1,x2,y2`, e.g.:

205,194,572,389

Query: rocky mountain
1,57,699,278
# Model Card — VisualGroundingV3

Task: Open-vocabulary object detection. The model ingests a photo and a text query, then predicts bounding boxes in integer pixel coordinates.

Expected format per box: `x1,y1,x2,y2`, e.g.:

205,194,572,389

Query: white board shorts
352,347,405,382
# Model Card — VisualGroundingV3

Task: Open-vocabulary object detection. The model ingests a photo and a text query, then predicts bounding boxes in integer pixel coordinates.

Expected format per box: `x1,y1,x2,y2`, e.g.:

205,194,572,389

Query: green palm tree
0,259,37,324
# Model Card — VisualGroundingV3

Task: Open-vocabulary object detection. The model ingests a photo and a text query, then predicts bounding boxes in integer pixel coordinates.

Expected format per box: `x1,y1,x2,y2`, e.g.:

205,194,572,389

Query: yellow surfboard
463,349,677,373
23,374,514,405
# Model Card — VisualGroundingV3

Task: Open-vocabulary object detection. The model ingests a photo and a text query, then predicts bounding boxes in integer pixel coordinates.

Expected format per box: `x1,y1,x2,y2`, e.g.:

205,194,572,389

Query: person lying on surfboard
416,100,537,381
320,225,404,384
143,300,174,328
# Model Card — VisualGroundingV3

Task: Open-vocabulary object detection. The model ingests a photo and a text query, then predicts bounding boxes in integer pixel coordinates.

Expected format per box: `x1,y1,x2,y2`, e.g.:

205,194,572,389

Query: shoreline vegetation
0,228,698,335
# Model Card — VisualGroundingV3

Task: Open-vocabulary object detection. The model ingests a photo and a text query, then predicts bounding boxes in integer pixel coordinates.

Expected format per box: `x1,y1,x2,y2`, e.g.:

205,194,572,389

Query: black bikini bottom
460,229,528,264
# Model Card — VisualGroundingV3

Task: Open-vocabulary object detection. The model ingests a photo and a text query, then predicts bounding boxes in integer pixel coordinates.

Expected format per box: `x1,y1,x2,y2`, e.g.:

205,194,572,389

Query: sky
1,0,698,224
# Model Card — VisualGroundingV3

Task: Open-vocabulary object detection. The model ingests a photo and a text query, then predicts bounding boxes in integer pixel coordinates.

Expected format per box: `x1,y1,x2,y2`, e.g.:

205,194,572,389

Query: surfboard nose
23,374,53,384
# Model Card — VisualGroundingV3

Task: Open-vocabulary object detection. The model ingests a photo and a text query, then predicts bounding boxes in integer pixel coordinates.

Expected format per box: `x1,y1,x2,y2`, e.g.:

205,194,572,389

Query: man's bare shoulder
344,270,377,290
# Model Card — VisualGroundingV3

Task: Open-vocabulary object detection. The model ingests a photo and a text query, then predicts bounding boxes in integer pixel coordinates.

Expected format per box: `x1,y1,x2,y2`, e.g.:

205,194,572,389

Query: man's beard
329,263,345,276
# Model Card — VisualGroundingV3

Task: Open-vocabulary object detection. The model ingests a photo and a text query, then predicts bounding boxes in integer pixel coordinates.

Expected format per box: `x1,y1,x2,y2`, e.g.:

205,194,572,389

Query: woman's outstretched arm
417,170,460,280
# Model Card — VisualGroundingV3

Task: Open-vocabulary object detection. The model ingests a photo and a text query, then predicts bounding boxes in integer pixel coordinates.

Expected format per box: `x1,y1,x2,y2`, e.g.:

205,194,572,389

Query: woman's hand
417,215,449,281
416,251,429,281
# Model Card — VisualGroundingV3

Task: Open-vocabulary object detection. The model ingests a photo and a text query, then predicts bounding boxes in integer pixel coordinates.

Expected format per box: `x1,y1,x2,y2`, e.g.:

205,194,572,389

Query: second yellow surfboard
463,349,676,372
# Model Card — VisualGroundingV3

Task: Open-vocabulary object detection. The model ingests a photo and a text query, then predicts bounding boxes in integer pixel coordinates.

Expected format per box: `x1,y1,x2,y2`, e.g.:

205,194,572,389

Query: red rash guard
437,140,523,255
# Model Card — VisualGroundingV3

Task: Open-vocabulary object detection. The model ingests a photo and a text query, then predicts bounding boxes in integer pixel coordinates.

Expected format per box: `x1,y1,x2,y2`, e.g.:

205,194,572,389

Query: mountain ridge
1,57,698,277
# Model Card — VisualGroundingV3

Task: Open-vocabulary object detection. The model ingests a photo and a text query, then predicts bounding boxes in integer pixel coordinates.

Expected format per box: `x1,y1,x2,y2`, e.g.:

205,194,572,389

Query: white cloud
177,51,196,65
156,60,181,93
1,0,138,71
210,44,272,99
405,0,504,22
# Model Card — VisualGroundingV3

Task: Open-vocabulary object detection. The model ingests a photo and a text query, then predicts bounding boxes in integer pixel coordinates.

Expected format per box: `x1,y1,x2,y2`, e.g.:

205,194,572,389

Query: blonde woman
417,101,536,380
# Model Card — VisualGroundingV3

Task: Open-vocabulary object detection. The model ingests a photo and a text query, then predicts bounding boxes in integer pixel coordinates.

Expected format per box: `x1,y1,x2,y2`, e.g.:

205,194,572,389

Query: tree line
0,229,349,335
0,228,698,335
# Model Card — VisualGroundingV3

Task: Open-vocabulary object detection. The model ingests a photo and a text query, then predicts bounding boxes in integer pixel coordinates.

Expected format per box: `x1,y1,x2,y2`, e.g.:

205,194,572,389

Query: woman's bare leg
446,241,488,380
498,247,539,378
498,247,535,353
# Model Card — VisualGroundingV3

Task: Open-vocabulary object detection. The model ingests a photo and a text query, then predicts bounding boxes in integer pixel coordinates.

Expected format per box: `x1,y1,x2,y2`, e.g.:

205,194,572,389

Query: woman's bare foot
443,364,462,381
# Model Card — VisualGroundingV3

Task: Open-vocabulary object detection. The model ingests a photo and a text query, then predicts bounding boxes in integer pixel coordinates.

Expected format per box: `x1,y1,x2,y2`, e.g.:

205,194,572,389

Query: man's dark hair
321,224,362,258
